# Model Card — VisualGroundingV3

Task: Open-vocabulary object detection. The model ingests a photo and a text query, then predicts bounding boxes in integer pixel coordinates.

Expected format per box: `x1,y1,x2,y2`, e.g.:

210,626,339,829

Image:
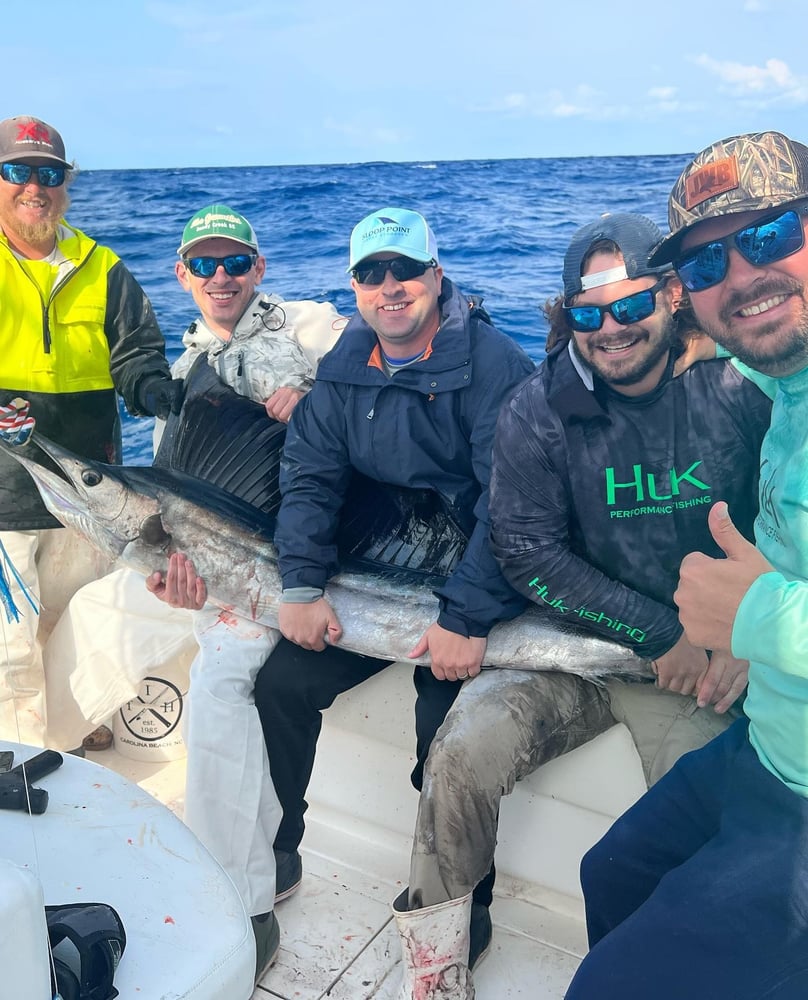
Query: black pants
254,638,463,848
254,639,495,905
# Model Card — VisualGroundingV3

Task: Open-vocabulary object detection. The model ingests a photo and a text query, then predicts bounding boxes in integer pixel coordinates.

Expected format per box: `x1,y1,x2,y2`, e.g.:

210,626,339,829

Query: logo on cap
684,157,741,211
15,120,54,147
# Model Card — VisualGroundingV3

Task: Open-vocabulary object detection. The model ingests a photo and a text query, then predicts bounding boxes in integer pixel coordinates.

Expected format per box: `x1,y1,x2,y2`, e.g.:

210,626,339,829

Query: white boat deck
92,663,648,1000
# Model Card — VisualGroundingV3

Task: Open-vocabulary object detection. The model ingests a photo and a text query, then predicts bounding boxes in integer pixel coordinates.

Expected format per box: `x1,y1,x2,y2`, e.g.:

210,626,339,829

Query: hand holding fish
651,632,709,697
675,502,774,652
696,649,749,714
146,552,207,609
279,597,343,651
264,387,305,423
408,624,487,682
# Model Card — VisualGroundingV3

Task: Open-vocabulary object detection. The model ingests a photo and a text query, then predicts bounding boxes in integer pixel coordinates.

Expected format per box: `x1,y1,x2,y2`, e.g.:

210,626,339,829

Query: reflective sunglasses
564,277,668,333
674,208,806,293
183,253,257,278
1,162,66,187
351,257,436,286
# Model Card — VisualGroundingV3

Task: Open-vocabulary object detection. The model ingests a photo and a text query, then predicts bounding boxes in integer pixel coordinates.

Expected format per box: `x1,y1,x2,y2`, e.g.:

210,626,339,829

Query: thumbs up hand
674,501,775,651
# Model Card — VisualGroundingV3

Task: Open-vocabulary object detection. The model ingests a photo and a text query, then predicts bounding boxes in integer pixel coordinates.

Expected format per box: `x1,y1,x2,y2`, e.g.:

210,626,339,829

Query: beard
698,276,808,378
0,189,69,250
573,311,677,389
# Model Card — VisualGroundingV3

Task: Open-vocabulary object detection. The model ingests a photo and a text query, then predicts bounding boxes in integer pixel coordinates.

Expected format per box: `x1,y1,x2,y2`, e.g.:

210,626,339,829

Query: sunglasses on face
183,253,257,278
674,208,807,293
1,162,66,187
563,277,668,333
351,257,436,286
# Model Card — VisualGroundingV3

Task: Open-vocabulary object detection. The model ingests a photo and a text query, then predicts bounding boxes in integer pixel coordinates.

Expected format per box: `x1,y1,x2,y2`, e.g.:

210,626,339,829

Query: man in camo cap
567,131,808,999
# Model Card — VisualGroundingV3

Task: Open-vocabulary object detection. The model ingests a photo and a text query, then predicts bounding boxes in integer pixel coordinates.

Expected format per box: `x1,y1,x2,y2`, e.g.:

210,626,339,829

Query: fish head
0,433,166,561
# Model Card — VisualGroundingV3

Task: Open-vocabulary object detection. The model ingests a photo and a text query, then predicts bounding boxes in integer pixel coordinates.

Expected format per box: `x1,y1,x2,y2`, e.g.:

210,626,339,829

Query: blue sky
8,0,808,169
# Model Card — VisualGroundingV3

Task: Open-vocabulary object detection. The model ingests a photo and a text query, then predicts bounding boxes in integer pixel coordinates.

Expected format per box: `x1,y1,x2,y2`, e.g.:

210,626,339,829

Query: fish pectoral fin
139,513,171,547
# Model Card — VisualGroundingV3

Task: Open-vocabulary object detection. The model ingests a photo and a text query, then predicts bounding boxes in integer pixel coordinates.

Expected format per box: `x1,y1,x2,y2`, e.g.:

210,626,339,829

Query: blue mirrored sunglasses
674,208,806,293
184,253,257,278
351,257,436,286
563,277,668,333
1,162,66,187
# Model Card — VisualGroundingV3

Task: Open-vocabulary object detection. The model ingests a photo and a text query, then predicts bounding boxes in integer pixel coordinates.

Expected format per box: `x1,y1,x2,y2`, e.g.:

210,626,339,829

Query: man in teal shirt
566,131,808,1000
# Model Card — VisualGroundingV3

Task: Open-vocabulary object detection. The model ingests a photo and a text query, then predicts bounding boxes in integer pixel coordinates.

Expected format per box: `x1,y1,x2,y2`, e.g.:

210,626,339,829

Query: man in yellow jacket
0,114,179,746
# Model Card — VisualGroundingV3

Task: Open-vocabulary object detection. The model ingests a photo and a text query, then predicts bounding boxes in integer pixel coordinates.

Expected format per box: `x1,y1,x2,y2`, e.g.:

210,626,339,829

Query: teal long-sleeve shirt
732,364,808,793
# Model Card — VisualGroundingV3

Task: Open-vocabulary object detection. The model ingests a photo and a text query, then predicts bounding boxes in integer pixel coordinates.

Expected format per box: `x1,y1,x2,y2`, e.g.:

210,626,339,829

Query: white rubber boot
392,888,475,1000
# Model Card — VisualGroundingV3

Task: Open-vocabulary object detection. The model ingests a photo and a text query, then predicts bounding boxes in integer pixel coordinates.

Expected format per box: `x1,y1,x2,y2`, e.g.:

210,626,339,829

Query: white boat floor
88,746,586,999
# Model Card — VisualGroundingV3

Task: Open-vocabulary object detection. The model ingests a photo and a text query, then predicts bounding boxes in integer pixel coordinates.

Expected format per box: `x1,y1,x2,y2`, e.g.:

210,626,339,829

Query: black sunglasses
1,162,66,187
563,277,668,333
183,253,257,278
674,208,807,292
351,257,436,286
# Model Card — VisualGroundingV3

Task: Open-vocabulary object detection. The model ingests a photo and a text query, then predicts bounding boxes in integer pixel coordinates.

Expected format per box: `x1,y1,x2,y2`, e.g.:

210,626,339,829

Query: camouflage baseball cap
649,130,808,266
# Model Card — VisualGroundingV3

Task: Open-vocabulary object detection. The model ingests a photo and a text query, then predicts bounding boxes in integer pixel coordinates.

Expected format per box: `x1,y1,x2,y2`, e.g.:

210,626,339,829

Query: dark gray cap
563,213,669,301
0,116,70,167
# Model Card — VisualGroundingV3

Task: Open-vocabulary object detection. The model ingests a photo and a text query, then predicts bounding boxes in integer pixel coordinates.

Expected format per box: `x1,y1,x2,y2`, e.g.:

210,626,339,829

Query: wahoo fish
0,360,652,680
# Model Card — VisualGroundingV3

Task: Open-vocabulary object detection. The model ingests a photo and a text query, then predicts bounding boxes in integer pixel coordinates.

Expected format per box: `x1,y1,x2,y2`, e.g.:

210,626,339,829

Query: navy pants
566,718,808,1000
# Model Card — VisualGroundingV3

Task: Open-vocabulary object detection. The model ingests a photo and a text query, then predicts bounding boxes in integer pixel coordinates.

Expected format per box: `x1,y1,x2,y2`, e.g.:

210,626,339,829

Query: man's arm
675,502,779,657
409,342,533,681
103,258,176,415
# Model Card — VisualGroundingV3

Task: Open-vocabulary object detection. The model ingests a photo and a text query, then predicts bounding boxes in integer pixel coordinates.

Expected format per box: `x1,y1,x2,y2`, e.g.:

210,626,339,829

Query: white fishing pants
46,564,282,915
183,609,282,917
0,527,110,746
43,566,197,749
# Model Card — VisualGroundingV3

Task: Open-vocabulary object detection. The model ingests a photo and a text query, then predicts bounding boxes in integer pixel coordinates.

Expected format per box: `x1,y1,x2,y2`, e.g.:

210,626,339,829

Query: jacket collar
319,277,474,384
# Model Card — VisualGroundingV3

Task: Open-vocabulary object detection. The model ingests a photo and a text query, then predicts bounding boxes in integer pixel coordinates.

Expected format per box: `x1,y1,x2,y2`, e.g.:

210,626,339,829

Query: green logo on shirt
604,461,710,505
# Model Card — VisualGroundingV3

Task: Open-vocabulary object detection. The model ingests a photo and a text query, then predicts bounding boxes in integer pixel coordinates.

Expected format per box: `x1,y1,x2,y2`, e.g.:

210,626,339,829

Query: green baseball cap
177,204,259,255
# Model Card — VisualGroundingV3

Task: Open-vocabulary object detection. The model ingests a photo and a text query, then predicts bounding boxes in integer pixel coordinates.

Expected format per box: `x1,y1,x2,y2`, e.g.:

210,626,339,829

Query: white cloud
471,83,688,123
691,54,808,101
648,86,677,101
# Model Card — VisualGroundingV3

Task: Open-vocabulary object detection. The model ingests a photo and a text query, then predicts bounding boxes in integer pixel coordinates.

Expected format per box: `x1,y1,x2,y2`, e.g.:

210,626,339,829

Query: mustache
721,277,803,323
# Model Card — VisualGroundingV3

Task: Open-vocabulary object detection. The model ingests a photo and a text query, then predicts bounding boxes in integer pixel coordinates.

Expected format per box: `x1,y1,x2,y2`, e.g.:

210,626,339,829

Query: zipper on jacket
10,241,98,354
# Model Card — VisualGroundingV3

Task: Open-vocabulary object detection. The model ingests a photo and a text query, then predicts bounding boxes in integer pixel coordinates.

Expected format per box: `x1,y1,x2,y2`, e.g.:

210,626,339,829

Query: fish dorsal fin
154,355,469,579
154,354,286,516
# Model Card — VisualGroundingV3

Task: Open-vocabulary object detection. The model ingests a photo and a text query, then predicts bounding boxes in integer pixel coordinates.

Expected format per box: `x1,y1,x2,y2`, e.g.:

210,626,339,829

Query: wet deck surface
91,745,587,999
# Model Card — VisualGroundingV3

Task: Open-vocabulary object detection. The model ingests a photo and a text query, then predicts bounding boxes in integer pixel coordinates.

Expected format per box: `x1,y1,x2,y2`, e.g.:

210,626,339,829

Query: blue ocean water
66,154,693,463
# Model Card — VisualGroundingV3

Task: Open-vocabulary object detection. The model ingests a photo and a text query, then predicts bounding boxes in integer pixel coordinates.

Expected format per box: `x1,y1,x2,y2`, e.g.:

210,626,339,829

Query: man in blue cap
251,206,535,995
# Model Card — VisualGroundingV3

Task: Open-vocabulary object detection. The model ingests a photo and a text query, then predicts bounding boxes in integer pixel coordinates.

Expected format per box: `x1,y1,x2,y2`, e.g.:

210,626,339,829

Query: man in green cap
46,202,346,985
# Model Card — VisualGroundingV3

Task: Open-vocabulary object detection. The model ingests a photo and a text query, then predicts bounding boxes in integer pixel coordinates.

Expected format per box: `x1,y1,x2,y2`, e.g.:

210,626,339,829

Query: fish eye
81,470,102,486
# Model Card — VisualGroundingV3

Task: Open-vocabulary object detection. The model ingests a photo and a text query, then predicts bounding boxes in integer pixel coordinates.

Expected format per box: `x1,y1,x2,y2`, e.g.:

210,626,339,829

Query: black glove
137,375,185,420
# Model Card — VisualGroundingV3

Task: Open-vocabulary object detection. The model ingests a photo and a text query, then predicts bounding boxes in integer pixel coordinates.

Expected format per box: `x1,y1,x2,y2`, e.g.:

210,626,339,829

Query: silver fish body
1,433,653,680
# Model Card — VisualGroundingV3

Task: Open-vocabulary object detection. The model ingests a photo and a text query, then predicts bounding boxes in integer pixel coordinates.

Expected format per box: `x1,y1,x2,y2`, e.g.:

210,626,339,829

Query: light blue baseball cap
347,207,439,271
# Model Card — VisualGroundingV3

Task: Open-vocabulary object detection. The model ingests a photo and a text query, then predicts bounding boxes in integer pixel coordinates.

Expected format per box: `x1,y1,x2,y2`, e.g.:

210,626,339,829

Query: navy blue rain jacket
275,277,535,637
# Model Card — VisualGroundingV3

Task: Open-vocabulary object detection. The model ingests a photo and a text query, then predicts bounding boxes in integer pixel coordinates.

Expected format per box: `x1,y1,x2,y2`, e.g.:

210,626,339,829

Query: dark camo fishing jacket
275,277,535,637
490,340,773,660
